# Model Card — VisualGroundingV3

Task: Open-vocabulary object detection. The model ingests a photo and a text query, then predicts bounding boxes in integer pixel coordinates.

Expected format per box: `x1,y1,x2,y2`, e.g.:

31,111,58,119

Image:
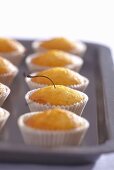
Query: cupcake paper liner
0,65,18,86
32,40,87,58
18,111,89,147
25,53,83,72
70,41,87,57
0,44,25,66
25,72,89,92
0,84,10,106
25,89,88,116
0,107,10,130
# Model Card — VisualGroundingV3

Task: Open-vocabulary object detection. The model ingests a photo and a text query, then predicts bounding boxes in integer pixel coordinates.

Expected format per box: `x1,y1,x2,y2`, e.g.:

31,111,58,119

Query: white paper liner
25,72,89,92
32,40,87,58
25,52,83,73
0,43,25,66
70,41,87,57
0,107,10,130
18,111,89,147
25,89,88,116
0,84,10,106
0,63,18,86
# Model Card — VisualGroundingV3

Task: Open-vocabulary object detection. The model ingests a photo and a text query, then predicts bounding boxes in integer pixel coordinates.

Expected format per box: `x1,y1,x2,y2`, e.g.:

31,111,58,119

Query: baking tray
0,40,114,165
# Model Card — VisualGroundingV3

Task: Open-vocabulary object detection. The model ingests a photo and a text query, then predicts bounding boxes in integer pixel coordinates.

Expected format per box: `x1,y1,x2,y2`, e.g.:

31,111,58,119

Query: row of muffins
0,37,89,147
0,38,21,130
0,38,25,130
22,37,89,147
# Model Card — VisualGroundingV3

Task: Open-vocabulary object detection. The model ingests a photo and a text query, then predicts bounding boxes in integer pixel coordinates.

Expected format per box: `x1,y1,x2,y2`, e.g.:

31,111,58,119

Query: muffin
18,108,89,147
0,56,18,86
0,83,10,106
25,67,89,91
25,85,88,115
32,37,87,57
26,50,83,72
0,37,25,65
0,107,10,131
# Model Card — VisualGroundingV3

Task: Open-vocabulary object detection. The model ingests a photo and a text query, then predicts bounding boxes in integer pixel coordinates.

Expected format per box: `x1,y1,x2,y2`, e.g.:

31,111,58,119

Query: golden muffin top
25,108,83,130
39,37,76,52
31,67,83,85
0,56,11,74
31,50,73,67
0,38,21,53
29,85,84,105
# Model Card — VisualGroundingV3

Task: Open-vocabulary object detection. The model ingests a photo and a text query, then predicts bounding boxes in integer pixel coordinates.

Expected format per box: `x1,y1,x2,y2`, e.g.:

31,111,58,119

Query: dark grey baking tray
1,40,114,165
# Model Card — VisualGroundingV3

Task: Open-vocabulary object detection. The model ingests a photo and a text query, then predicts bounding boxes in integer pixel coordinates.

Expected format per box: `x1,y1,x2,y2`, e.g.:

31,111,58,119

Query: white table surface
0,0,114,169
0,0,114,53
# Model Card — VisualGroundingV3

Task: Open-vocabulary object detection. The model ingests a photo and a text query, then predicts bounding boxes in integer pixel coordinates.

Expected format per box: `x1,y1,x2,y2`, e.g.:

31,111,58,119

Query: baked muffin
0,83,10,106
26,50,83,72
25,67,89,91
0,107,10,131
25,85,88,115
0,37,25,65
32,37,87,57
0,56,18,86
18,108,89,147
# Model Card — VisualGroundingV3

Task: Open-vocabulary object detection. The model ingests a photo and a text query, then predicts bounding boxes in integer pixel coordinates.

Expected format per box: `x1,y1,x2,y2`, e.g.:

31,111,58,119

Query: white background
0,0,114,53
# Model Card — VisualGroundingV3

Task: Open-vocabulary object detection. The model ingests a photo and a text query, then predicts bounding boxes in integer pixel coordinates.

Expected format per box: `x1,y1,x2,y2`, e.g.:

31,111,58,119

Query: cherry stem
24,73,56,88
